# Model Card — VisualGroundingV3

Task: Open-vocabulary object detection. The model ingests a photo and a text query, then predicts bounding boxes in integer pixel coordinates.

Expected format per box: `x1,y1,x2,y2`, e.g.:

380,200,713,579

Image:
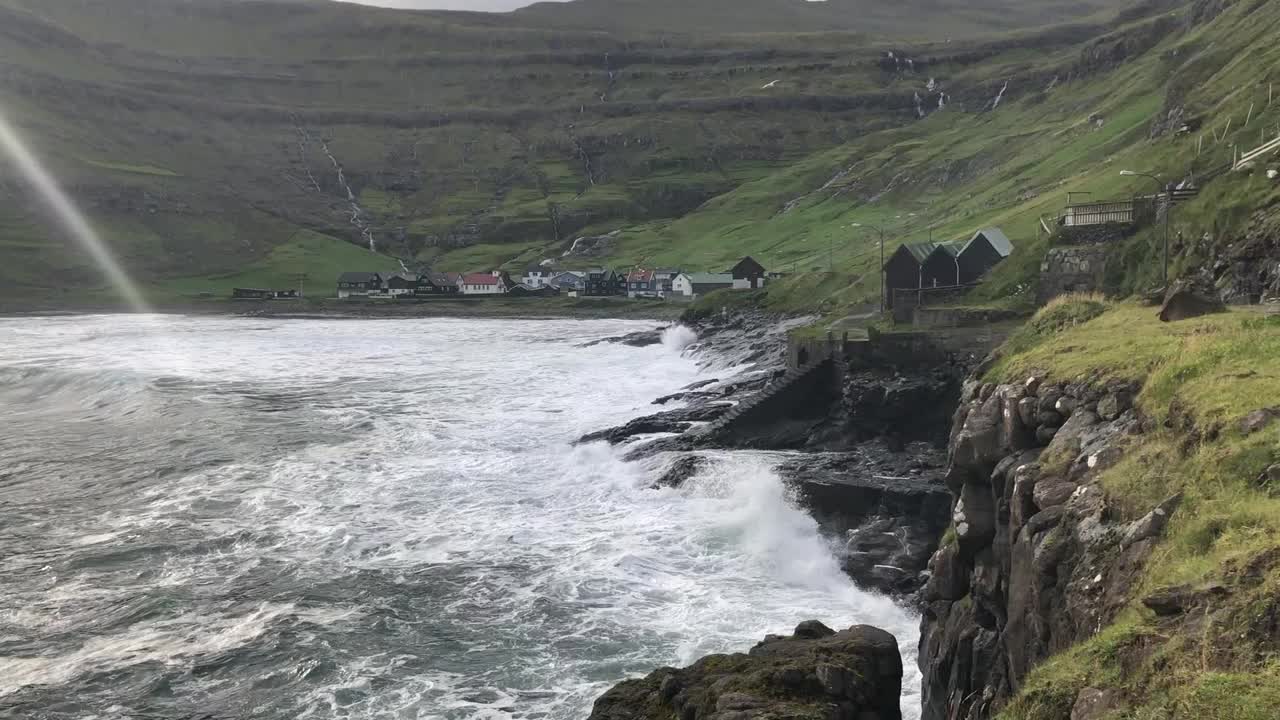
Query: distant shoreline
0,296,686,321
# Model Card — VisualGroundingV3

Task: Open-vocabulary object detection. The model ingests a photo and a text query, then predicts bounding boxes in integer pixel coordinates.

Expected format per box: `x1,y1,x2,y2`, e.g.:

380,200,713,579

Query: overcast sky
335,0,567,10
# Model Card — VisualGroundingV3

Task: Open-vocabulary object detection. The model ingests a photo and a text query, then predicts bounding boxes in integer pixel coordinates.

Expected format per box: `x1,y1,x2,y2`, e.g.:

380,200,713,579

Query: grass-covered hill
0,0,1277,309
0,0,1130,303
510,0,1127,37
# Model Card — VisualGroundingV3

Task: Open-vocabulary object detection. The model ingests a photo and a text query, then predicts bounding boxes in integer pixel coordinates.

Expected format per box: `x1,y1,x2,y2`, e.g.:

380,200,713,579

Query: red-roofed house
461,272,506,295
626,269,656,298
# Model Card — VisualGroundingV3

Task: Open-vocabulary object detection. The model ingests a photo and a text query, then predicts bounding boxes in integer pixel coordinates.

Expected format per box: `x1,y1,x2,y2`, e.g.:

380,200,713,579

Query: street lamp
852,222,889,313
1120,170,1171,286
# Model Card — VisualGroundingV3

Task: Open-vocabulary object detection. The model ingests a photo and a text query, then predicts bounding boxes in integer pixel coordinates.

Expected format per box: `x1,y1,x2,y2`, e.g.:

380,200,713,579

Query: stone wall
1058,224,1129,245
918,375,1178,720
1038,245,1111,303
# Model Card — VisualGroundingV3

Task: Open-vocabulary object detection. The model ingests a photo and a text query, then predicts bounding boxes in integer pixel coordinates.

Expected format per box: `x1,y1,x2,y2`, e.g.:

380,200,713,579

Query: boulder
1071,687,1124,720
1142,583,1228,617
653,455,708,489
1032,477,1077,510
587,623,904,720
1240,408,1280,435
1096,393,1131,421
1158,281,1226,322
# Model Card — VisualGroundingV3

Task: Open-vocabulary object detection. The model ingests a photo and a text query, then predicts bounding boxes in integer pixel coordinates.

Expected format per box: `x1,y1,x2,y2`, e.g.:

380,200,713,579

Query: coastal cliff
919,297,1280,719
582,312,982,598
589,297,1280,720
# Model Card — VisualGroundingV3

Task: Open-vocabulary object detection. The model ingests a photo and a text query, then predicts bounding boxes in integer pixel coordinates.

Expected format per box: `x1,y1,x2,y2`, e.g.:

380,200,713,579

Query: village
228,224,1022,309
231,257,776,302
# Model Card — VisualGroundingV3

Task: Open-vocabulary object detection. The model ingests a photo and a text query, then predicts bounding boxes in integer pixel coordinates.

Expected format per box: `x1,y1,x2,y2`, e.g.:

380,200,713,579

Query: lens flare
0,106,150,312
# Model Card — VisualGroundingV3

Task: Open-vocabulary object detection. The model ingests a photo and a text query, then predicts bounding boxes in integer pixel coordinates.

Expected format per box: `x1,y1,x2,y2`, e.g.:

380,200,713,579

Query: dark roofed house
730,256,767,289
584,268,622,296
550,271,586,292
232,288,276,300
414,271,462,295
955,228,1013,283
337,271,384,299
385,273,417,296
920,242,964,288
882,242,938,309
652,268,681,295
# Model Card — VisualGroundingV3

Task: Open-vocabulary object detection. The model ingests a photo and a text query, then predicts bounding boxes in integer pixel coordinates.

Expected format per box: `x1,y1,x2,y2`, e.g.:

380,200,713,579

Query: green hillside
0,0,1129,305
0,0,1276,314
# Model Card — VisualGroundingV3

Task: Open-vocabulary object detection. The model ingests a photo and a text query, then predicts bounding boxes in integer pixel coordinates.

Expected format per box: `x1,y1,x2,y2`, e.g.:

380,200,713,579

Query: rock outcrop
588,622,904,720
778,444,951,598
918,375,1177,720
1158,280,1227,321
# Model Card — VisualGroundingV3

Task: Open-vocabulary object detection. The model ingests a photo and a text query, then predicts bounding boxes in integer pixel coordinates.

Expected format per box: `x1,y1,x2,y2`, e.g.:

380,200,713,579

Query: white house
460,272,507,295
652,268,681,296
672,272,734,298
523,265,554,289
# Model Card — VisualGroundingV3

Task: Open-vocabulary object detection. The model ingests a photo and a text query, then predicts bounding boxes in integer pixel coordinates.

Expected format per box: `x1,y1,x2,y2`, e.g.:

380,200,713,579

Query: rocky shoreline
588,621,906,720
579,310,964,602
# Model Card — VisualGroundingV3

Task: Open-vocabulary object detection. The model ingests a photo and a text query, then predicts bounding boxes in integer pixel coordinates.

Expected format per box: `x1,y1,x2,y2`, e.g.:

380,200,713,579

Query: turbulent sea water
0,315,921,719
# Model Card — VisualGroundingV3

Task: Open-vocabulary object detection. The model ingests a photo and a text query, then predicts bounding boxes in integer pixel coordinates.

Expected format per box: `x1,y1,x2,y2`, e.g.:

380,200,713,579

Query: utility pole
852,222,889,314
1120,170,1170,286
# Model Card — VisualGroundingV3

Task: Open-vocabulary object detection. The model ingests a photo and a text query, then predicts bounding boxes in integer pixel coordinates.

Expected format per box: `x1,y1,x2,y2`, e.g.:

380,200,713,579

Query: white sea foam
660,323,698,353
0,315,921,719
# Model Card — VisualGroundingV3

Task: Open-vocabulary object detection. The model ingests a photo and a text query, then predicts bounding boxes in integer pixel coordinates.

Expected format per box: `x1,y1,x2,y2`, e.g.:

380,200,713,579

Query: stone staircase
694,360,834,437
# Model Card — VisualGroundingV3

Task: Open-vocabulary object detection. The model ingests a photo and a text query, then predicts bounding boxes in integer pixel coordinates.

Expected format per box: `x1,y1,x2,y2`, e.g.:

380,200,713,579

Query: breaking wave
0,314,920,719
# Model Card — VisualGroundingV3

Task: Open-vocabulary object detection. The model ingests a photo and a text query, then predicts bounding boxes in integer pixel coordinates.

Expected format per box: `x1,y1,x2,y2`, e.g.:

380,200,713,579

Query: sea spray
660,323,698,353
0,314,921,720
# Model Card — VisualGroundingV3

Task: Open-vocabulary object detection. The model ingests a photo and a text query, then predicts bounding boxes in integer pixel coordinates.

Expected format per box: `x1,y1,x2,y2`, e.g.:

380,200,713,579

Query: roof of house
425,272,462,285
462,273,500,285
898,242,944,263
526,265,550,273
925,242,964,259
964,227,1014,257
731,256,766,273
627,269,655,282
653,267,681,276
338,271,382,283
682,272,735,285
553,270,585,278
386,272,417,283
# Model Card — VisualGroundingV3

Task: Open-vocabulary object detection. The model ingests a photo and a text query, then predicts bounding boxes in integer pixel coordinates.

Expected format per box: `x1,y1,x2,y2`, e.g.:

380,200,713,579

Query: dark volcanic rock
587,622,904,720
1158,281,1227,321
653,455,707,489
579,327,665,348
578,404,730,445
777,443,951,598
919,374,1179,720
841,369,961,444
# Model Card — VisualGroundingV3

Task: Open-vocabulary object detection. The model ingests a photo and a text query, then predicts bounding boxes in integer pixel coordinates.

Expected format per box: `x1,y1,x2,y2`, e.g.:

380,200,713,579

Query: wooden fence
1060,200,1137,226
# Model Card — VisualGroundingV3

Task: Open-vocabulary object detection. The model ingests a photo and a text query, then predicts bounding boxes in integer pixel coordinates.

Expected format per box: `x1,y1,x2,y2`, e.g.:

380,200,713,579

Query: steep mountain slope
512,0,1126,37
0,0,1142,303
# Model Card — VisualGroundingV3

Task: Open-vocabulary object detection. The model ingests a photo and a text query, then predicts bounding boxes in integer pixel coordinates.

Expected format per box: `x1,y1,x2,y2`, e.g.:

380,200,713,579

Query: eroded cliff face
918,376,1179,720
